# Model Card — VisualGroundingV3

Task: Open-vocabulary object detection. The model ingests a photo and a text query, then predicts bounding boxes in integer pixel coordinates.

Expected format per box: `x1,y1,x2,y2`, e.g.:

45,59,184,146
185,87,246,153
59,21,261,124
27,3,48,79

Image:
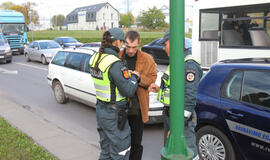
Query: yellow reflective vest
158,55,200,106
89,52,126,102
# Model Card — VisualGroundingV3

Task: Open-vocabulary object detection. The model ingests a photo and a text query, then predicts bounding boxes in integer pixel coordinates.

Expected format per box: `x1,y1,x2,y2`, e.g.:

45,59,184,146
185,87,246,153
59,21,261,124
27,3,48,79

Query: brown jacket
119,50,157,123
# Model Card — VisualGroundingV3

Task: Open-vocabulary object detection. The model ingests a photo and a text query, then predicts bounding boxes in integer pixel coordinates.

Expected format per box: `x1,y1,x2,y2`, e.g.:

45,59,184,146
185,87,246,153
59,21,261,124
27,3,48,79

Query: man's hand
148,83,160,93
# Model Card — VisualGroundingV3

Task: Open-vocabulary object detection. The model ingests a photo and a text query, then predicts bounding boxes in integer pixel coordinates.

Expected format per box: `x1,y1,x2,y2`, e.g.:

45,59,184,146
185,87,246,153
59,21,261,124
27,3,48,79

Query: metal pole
127,0,129,28
160,0,193,159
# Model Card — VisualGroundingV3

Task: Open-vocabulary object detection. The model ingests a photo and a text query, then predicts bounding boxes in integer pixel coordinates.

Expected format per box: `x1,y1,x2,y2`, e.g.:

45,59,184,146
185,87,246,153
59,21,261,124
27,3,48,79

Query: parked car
141,38,192,64
80,42,101,52
47,48,163,124
24,40,62,64
54,37,83,48
195,58,270,160
0,33,12,63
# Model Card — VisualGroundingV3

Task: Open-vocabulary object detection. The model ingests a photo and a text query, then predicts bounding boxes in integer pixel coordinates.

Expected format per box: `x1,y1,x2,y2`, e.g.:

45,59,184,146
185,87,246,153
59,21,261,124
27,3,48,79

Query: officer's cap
108,28,127,43
160,30,170,44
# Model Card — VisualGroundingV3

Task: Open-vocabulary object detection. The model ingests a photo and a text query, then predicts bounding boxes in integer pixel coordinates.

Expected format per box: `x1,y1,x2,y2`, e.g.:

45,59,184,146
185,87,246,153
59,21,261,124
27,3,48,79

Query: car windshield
0,35,6,46
39,41,61,49
62,38,77,43
0,24,25,35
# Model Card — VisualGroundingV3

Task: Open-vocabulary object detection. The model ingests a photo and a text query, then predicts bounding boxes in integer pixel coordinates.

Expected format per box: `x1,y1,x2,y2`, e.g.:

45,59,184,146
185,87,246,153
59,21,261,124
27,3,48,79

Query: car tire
6,59,12,63
196,125,236,160
41,55,47,65
25,53,31,62
53,81,68,104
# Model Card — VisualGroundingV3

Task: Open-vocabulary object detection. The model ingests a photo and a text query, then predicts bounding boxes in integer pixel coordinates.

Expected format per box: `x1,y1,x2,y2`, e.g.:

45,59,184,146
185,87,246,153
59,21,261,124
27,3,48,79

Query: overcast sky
9,0,173,20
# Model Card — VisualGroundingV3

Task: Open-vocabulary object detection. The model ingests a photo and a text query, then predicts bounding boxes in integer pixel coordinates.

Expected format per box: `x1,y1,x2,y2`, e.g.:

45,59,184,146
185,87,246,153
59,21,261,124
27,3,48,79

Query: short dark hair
125,30,140,42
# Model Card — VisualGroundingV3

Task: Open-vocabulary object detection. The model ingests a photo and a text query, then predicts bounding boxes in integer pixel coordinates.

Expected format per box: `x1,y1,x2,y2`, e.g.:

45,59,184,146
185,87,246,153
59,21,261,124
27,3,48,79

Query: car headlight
5,47,11,53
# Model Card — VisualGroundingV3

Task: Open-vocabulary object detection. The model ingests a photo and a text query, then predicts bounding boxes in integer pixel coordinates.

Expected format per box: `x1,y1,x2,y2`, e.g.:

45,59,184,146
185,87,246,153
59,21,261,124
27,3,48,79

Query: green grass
27,30,191,46
0,117,58,160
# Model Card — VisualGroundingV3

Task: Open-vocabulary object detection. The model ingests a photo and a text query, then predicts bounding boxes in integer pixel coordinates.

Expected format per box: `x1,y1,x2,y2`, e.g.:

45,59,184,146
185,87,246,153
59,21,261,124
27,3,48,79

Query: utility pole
29,10,33,42
127,0,129,29
160,0,193,159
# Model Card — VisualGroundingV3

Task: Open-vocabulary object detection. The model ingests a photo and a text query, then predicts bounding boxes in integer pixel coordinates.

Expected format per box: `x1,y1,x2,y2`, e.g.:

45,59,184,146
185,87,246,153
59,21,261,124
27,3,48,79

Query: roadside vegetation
0,117,58,160
27,30,191,46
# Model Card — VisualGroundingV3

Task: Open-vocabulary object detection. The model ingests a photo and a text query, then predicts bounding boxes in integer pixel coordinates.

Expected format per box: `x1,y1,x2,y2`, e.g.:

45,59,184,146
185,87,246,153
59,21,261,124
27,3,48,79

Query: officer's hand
129,70,140,78
148,83,160,93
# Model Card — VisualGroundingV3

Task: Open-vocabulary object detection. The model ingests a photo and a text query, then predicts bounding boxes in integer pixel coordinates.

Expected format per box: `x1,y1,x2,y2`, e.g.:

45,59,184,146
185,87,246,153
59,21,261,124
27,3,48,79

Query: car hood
41,48,62,55
64,42,83,47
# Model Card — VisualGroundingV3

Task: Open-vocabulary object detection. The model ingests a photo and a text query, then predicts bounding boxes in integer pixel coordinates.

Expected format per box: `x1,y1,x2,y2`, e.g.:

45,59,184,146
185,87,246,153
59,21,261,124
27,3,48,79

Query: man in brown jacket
119,30,157,160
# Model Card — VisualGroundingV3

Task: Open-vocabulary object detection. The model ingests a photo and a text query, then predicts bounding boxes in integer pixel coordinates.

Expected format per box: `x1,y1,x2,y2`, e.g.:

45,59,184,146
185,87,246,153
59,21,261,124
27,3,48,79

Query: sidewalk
0,97,99,160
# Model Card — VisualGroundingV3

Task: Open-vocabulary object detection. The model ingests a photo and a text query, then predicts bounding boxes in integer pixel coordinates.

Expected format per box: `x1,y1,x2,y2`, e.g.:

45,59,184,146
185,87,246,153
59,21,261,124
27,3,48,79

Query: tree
137,6,168,30
21,2,39,25
0,1,15,9
51,15,65,29
119,12,134,28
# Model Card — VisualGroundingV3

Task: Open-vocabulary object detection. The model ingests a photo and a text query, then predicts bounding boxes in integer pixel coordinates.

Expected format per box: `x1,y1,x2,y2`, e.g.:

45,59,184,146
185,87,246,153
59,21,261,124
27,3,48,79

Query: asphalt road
0,55,164,160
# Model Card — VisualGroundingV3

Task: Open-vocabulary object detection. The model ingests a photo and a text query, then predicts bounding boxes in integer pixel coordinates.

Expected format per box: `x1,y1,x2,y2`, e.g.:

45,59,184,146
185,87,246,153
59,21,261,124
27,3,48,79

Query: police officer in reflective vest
89,28,139,160
148,31,203,160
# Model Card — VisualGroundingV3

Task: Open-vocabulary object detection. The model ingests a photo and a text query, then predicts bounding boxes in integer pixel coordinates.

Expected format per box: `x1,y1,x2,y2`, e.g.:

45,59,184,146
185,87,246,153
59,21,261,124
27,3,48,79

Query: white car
47,48,163,124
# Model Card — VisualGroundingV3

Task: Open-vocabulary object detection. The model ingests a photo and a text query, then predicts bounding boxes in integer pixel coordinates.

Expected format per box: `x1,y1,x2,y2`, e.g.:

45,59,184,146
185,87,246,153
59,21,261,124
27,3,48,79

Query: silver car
0,33,12,63
24,40,62,64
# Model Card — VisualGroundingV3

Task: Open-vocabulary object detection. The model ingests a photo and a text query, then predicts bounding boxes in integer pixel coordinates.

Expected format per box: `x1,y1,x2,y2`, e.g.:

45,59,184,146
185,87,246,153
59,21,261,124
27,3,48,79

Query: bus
0,10,28,54
192,0,270,68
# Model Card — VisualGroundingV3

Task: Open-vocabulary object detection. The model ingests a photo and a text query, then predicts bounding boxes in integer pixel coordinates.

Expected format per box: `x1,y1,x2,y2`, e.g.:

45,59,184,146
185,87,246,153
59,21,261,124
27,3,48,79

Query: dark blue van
195,58,270,160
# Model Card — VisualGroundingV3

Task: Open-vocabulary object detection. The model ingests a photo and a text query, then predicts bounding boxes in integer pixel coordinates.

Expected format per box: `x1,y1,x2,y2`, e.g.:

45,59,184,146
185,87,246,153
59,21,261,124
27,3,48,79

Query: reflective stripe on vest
158,66,170,105
89,52,126,102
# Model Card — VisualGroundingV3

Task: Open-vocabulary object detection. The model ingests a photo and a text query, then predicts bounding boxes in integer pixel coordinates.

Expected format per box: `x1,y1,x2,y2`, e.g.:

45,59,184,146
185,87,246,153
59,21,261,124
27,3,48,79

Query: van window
200,12,219,40
221,70,243,100
242,71,270,108
65,52,84,71
51,51,69,66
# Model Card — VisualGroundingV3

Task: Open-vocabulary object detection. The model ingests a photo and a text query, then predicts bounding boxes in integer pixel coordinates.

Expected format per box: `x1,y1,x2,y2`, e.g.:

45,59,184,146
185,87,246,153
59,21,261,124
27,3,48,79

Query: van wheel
41,55,47,64
25,53,31,62
53,81,68,104
196,125,236,160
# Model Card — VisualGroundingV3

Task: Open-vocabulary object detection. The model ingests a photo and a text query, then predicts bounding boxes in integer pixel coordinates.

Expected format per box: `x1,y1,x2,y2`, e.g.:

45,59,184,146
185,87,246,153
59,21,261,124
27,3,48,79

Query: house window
111,13,113,20
103,13,105,20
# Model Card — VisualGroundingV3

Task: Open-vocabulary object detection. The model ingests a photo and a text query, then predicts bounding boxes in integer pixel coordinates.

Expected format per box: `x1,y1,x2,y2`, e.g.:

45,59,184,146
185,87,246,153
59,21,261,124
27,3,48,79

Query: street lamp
29,10,33,42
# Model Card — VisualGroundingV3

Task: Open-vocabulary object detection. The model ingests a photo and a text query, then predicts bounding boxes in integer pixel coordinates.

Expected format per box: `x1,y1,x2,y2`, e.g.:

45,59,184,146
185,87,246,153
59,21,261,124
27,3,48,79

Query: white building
66,2,120,30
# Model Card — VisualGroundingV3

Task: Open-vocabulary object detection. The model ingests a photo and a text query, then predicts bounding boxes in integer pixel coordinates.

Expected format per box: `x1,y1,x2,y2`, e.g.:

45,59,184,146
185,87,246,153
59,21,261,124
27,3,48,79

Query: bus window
200,12,219,40
221,11,270,47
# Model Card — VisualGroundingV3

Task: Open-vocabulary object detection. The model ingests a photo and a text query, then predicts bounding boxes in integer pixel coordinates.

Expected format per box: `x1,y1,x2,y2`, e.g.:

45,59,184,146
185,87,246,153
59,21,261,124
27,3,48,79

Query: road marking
0,68,18,75
14,62,48,71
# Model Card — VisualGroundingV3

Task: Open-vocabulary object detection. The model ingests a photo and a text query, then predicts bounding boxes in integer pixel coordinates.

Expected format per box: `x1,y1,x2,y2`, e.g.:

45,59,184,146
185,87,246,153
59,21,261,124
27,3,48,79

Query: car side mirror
34,46,39,50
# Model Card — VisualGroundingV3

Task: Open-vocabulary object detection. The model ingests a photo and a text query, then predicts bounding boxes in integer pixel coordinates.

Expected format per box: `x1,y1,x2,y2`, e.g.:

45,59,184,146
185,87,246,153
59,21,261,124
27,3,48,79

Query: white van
47,48,163,124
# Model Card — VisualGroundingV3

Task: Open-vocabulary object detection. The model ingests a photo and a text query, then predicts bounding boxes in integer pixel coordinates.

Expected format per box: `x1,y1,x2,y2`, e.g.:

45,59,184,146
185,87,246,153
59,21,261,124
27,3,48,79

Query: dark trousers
128,114,144,160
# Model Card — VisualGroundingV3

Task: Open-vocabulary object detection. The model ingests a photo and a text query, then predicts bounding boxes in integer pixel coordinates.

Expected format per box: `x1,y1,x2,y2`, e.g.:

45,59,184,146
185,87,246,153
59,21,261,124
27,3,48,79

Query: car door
220,70,270,160
79,53,97,106
152,40,168,63
62,52,85,98
31,42,40,61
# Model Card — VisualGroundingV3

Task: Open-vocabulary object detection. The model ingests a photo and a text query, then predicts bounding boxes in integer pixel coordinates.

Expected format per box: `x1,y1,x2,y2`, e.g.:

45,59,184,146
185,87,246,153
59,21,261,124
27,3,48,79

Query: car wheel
53,81,68,104
25,53,31,62
6,59,12,63
196,125,236,160
41,55,47,65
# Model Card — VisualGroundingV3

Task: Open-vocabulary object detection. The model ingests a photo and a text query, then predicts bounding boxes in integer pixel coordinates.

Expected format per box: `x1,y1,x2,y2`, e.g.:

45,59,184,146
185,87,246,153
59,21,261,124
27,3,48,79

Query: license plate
12,49,18,51
0,56,4,58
